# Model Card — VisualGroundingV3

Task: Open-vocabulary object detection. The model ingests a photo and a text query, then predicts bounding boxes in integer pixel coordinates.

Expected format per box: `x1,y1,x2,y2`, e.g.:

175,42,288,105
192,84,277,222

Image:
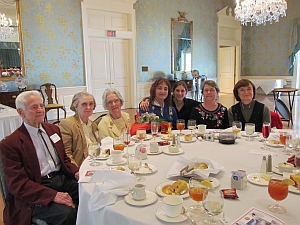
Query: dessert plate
146,147,163,155
124,190,158,206
272,166,283,175
289,185,300,194
180,137,197,143
266,140,283,148
247,173,269,186
241,131,260,137
96,153,109,160
136,163,157,174
105,166,130,173
155,181,189,199
163,147,184,155
106,158,127,166
131,134,153,141
156,206,187,223
160,134,173,141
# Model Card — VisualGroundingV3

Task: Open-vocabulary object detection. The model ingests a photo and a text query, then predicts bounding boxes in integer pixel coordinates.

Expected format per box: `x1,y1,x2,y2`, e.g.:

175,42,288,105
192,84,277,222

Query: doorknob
111,82,114,84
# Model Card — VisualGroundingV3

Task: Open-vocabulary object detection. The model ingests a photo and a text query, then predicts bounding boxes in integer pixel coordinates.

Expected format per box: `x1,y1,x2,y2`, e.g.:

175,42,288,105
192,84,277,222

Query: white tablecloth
77,130,299,225
0,104,22,140
250,79,286,95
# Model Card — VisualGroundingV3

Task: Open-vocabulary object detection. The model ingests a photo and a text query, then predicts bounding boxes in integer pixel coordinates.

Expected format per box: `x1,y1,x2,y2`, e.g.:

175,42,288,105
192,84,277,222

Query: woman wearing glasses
98,88,130,139
139,78,178,129
189,80,229,129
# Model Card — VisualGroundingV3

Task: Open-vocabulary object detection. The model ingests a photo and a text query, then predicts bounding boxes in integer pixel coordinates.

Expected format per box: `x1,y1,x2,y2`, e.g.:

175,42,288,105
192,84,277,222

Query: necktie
38,129,58,166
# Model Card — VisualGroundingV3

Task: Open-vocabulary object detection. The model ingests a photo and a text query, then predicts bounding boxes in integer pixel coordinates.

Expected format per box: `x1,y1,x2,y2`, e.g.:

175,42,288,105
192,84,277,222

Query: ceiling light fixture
0,13,16,39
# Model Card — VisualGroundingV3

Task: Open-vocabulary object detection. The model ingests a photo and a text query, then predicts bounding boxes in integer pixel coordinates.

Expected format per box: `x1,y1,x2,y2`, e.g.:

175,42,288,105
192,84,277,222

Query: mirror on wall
171,12,193,74
0,0,25,81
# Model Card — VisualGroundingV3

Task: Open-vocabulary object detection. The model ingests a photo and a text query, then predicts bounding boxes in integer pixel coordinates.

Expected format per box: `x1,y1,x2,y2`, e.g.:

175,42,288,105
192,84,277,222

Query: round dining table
77,130,299,225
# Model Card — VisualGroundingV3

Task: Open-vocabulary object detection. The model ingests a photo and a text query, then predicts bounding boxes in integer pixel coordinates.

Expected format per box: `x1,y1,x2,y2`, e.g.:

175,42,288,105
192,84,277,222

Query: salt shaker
260,156,267,174
266,154,272,174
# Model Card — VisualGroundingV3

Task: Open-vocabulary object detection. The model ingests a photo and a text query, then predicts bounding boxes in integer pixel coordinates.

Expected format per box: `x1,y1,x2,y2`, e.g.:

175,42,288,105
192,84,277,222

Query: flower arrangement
136,112,164,124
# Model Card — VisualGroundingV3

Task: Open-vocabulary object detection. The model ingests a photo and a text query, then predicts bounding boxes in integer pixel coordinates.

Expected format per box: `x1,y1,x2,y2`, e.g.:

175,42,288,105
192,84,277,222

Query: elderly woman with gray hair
59,91,100,167
98,88,130,139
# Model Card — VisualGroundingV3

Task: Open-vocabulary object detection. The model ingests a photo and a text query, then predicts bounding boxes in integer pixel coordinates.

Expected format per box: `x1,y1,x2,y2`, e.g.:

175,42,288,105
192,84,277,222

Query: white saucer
147,147,163,155
241,131,260,137
96,153,110,160
106,158,127,166
180,136,197,143
272,166,283,175
247,173,269,186
163,147,184,155
131,134,153,141
155,181,189,198
156,206,187,223
160,134,173,141
124,190,158,206
136,163,157,174
289,185,300,194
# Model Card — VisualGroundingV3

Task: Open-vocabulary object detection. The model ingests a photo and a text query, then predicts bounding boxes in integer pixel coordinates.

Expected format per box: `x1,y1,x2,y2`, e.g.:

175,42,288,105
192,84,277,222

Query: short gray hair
70,91,96,112
16,90,42,110
102,88,124,110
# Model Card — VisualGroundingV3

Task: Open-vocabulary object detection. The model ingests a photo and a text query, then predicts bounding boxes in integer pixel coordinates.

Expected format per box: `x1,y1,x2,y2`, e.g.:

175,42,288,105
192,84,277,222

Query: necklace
174,98,184,108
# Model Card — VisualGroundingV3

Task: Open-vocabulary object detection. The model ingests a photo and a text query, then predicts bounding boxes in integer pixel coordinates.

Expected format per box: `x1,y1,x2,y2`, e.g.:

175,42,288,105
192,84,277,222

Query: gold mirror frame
0,0,25,81
171,12,193,74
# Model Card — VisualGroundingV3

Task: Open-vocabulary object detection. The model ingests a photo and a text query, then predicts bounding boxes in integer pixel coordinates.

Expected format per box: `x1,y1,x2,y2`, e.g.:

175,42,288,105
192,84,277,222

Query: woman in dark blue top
139,78,178,129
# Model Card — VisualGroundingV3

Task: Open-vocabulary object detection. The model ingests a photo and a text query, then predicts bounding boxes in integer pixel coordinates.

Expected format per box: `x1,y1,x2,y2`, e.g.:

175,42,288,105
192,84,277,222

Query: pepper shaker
266,154,272,174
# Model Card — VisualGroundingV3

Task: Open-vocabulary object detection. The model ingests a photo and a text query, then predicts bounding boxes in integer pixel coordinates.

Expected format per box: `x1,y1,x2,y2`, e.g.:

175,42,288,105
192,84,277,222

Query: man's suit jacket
0,122,78,225
59,113,100,167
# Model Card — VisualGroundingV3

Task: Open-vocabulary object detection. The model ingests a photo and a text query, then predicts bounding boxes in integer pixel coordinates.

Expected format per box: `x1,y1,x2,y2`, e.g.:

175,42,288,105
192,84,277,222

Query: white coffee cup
131,184,146,200
150,142,159,153
111,150,123,163
197,124,207,135
163,195,183,217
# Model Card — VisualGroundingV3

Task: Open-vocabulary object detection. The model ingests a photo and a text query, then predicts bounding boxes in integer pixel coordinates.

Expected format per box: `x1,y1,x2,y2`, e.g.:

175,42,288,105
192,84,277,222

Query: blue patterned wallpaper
134,0,231,82
20,0,84,89
241,0,299,76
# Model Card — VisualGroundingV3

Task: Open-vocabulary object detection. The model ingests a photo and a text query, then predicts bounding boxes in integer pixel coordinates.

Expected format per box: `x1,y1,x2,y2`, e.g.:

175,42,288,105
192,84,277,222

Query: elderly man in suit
0,90,79,225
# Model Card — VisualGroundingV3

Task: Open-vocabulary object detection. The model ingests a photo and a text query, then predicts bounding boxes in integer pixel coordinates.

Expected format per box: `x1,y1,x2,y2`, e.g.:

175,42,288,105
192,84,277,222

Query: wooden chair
274,98,291,127
40,83,66,124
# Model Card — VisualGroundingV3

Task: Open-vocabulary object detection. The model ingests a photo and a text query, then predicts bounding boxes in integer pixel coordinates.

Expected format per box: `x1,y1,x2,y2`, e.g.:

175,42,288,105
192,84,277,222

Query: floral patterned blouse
189,103,229,129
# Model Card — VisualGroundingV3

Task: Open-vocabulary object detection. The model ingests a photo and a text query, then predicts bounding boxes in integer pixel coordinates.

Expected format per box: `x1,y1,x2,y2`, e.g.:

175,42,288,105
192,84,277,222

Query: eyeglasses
203,89,216,93
107,99,120,105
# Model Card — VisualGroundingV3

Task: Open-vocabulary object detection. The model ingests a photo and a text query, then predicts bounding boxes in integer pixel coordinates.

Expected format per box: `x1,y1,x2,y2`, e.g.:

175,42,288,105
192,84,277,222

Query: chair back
0,147,8,205
93,113,107,125
40,83,59,105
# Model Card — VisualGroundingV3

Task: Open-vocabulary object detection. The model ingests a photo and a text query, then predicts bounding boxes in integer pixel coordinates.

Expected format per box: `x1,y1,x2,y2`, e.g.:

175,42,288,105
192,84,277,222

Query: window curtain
288,18,300,75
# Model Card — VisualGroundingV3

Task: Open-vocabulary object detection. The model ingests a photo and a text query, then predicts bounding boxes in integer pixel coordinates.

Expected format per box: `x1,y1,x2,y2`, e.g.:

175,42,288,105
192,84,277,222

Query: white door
86,38,130,112
219,47,235,93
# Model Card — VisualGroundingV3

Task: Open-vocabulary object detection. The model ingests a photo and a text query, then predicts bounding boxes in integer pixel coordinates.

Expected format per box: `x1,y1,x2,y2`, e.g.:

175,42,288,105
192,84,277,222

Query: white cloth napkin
88,169,135,211
101,136,113,149
167,156,223,179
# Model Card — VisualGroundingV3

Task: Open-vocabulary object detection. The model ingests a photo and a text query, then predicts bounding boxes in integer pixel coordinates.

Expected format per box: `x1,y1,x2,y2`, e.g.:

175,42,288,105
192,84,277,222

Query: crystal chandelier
234,0,287,26
0,13,16,39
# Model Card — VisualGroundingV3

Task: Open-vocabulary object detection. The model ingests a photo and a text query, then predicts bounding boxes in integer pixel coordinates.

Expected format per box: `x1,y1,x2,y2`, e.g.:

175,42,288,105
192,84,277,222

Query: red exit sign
107,30,116,37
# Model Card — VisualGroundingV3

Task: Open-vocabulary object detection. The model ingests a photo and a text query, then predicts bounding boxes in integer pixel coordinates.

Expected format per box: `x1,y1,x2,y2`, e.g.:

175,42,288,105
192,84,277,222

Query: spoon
180,206,197,225
144,163,154,173
179,188,188,195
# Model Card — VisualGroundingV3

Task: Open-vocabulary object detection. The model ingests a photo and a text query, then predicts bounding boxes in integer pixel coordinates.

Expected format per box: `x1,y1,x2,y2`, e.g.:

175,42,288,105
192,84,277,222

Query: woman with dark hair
59,91,100,167
189,80,229,129
139,78,178,128
140,80,199,125
228,79,270,132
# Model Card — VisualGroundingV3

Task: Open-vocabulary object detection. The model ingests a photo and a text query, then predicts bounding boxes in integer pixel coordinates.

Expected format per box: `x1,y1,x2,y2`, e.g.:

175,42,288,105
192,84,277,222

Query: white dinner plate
155,181,189,198
180,136,197,143
124,190,158,206
105,166,130,173
272,166,283,175
146,147,163,155
136,163,157,174
241,131,260,137
163,147,184,155
289,185,300,194
266,140,284,148
160,134,173,141
96,153,109,160
247,173,269,186
156,206,187,223
131,134,153,141
106,158,127,166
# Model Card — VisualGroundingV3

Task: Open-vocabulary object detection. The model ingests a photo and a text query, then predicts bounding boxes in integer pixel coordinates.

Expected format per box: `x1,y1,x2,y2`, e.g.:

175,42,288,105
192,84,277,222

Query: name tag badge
95,132,99,139
50,133,61,143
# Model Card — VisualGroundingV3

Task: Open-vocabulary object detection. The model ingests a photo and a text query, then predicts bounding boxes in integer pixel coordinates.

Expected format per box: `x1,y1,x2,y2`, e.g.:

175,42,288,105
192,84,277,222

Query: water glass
187,119,196,134
127,153,142,181
88,142,101,166
245,123,255,141
202,191,224,224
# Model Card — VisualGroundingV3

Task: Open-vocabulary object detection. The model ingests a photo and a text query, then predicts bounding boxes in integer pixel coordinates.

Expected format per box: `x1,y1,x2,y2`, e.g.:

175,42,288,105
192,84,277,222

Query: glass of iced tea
268,178,288,214
113,137,125,151
176,119,185,136
189,177,208,215
279,132,288,153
